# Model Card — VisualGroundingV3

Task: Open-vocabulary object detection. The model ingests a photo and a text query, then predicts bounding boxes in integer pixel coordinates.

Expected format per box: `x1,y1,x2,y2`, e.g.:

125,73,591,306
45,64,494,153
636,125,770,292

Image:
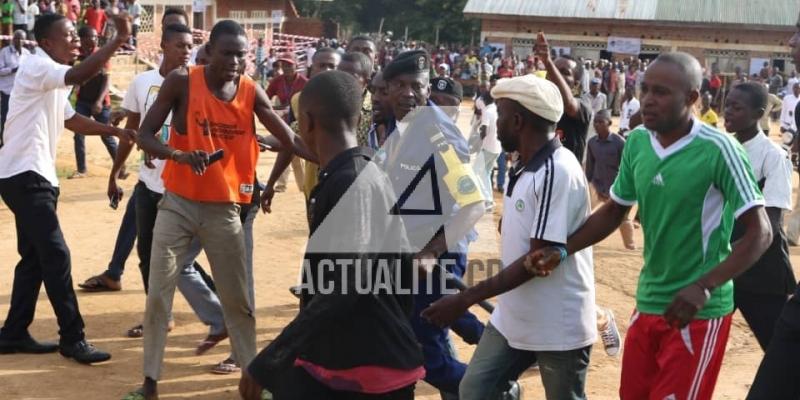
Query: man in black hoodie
240,71,423,399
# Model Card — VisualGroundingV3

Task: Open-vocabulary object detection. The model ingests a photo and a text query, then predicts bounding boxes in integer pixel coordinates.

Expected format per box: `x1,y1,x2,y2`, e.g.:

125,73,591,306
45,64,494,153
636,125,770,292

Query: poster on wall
552,46,571,57
192,0,205,12
607,36,641,55
749,58,769,76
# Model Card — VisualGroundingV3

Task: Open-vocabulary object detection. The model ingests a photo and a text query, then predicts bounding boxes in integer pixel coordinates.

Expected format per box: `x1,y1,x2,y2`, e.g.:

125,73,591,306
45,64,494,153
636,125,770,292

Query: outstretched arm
64,12,130,86
534,32,581,118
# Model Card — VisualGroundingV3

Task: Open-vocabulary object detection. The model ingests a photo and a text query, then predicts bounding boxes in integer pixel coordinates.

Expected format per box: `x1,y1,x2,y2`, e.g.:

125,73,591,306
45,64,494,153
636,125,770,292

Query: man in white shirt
0,30,29,139
785,70,798,95
475,93,500,210
24,0,37,38
128,0,141,46
12,0,27,33
583,77,606,113
781,82,800,134
619,86,640,135
0,13,134,364
725,82,795,352
423,75,596,400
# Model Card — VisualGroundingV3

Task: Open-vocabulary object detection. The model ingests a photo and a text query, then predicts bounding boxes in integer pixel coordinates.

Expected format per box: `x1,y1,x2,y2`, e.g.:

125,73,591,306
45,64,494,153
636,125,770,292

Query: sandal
195,332,228,355
126,321,174,338
78,274,122,292
126,324,144,338
121,387,157,400
210,357,240,375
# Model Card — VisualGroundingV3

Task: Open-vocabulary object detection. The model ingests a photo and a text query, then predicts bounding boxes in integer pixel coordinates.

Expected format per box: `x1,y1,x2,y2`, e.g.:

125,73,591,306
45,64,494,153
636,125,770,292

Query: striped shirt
491,141,597,351
611,119,763,318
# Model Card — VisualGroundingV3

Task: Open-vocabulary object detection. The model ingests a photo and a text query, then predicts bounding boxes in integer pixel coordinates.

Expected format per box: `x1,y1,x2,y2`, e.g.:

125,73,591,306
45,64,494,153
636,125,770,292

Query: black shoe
0,336,59,354
59,340,111,364
500,381,521,400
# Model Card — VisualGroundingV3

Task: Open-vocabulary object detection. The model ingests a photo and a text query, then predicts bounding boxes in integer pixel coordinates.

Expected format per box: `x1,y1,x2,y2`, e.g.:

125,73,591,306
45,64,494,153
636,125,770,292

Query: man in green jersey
526,52,772,400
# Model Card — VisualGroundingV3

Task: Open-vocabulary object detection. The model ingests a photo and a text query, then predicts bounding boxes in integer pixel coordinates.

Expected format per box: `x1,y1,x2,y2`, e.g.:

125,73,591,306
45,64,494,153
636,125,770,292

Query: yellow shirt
700,109,719,127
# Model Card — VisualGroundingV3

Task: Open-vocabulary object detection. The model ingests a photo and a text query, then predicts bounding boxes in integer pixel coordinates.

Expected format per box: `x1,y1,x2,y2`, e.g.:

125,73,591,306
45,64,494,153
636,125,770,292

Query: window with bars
229,10,247,20
251,10,267,19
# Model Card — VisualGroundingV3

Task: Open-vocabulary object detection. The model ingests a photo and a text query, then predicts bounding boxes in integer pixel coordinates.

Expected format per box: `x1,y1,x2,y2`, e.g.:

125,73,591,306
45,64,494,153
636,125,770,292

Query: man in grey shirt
585,109,635,249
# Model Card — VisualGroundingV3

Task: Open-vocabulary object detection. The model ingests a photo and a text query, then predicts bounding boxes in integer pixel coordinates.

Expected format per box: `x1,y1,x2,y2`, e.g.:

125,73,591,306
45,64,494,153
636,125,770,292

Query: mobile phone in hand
208,149,224,164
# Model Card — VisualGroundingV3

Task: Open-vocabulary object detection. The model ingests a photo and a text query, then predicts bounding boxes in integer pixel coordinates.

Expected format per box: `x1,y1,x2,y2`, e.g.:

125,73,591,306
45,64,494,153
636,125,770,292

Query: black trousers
734,289,788,350
747,285,800,399
270,366,415,400
0,171,85,346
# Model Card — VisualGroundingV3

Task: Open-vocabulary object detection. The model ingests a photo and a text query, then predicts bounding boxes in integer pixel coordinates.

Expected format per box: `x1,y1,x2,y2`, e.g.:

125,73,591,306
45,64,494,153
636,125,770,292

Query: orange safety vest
162,66,259,203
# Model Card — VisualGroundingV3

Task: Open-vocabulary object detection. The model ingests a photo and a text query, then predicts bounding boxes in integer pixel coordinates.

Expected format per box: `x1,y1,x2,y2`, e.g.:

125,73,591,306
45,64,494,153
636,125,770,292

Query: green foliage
293,0,479,44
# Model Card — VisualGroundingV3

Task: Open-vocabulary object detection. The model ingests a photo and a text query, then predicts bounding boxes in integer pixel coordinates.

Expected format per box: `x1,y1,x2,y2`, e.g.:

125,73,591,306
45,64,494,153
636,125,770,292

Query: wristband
555,245,567,262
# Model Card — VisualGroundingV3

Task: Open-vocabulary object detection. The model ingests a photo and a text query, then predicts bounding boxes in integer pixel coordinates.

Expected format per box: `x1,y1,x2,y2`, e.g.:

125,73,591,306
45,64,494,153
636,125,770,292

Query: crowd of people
2,4,800,400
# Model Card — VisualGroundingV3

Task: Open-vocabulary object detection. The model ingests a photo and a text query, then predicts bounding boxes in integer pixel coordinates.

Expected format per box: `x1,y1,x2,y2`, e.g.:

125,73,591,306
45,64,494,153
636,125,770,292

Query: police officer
378,50,518,400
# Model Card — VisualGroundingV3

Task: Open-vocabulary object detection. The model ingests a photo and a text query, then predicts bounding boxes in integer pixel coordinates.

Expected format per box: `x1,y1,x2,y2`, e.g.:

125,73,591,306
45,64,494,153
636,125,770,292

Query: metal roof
463,0,800,27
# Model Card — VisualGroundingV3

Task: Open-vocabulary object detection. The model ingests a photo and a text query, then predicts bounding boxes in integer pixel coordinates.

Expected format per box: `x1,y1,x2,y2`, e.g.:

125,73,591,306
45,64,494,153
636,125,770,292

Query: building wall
480,17,793,71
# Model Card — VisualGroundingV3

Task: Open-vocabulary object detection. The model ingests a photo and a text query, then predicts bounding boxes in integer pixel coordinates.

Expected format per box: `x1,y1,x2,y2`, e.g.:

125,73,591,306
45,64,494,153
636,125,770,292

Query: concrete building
464,0,800,74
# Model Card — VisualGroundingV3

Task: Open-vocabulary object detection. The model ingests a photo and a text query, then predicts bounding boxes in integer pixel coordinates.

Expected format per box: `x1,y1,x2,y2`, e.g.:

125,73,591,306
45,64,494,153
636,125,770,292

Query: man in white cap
422,74,596,400
437,62,450,78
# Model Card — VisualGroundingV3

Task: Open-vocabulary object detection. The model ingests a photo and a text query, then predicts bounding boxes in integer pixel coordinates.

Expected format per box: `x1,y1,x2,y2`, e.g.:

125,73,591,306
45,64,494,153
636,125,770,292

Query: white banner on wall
607,36,642,55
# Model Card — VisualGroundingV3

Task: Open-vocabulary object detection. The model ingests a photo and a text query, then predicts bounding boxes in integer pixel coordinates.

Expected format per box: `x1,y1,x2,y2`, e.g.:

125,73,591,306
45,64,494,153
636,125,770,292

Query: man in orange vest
131,20,313,399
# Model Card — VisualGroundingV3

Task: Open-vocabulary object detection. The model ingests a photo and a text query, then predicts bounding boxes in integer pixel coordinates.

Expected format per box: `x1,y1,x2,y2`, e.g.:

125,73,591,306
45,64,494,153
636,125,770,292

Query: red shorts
620,311,732,400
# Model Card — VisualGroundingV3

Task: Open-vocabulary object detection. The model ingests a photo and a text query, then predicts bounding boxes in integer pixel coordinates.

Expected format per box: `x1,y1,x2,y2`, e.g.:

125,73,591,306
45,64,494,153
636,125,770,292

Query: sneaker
67,171,87,179
600,309,621,357
59,340,111,364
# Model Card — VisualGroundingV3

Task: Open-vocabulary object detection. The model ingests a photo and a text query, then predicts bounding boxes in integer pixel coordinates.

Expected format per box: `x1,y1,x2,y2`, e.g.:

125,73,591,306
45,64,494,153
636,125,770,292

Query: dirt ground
0,97,792,399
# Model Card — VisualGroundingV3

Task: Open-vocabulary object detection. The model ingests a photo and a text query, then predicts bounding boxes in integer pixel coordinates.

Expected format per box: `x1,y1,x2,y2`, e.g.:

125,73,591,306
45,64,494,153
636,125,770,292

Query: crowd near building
3,0,800,400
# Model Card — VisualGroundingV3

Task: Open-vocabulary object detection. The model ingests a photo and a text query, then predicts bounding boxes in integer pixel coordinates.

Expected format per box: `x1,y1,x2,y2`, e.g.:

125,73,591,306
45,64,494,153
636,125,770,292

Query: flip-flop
78,274,121,292
195,332,228,355
210,358,240,375
126,324,144,338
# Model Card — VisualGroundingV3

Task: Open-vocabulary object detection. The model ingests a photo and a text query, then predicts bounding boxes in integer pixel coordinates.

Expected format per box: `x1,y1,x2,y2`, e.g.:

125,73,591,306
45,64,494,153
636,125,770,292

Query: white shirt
306,46,316,68
25,2,38,30
12,0,27,25
619,97,640,132
0,45,29,95
780,94,798,131
480,103,501,154
491,146,597,351
785,77,798,94
0,48,74,186
128,2,141,25
583,92,607,113
741,132,793,210
121,68,171,194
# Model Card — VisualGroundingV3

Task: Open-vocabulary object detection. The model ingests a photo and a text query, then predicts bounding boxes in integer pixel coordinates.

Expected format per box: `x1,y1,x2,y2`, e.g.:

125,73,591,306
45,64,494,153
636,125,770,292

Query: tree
293,0,478,44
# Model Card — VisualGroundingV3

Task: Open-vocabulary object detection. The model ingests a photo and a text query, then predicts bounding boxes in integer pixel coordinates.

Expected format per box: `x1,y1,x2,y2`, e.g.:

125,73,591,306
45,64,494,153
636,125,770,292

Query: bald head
300,70,364,134
651,52,702,91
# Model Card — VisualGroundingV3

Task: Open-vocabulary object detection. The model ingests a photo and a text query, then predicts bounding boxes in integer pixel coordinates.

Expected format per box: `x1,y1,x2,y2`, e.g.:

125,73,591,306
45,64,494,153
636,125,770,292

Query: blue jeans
460,323,591,400
494,151,507,192
411,251,485,396
103,191,137,281
74,101,116,173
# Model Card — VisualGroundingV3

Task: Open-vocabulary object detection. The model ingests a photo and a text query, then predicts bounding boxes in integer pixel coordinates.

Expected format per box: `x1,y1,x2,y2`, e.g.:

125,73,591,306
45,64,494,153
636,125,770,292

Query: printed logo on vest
240,184,254,194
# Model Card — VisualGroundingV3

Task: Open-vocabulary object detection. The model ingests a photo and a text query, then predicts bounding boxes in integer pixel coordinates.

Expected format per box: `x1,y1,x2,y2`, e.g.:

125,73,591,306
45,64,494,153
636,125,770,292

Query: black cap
383,49,430,81
430,77,463,101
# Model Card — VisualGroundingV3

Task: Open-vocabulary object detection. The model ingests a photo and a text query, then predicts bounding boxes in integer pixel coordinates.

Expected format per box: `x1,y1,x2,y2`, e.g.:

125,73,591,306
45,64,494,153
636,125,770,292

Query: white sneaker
601,309,621,357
